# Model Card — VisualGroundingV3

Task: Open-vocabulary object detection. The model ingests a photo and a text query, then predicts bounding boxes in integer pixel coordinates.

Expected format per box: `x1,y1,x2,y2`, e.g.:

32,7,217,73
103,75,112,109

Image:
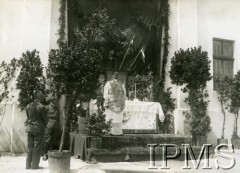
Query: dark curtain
67,0,168,76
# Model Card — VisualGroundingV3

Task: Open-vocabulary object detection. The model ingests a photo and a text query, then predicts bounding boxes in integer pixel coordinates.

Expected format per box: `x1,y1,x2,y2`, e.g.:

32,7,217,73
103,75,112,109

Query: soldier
42,93,59,161
25,91,47,169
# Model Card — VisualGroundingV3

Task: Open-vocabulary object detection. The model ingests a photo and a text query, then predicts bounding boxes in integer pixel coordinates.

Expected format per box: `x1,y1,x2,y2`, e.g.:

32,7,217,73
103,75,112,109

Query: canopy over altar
67,0,169,76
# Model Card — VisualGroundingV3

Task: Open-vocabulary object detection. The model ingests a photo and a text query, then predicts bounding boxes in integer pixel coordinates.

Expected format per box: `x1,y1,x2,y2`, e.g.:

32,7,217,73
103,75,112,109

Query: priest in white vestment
103,71,126,135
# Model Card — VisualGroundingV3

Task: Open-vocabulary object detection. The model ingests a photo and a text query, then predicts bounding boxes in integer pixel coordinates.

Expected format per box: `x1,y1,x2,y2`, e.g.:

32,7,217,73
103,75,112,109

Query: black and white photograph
0,0,240,172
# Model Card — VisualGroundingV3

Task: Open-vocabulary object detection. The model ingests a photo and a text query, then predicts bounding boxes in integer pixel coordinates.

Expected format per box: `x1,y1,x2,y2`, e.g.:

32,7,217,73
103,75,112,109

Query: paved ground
0,150,240,173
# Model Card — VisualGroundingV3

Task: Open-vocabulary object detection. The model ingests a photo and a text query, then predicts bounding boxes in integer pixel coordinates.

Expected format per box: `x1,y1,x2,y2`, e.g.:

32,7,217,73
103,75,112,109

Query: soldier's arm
41,106,48,127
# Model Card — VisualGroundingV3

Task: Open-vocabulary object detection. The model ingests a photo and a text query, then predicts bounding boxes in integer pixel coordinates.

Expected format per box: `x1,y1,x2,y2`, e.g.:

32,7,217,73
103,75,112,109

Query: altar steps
85,134,213,162
88,146,212,162
100,134,192,149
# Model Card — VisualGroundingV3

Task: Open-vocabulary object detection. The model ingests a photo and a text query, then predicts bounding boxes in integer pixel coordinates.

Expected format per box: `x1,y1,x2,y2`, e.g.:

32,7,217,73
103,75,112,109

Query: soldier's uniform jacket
46,103,59,128
26,101,48,135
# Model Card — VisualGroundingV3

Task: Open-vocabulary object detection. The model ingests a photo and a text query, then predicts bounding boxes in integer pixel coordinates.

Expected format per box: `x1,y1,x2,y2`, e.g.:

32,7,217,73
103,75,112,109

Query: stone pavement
0,150,240,173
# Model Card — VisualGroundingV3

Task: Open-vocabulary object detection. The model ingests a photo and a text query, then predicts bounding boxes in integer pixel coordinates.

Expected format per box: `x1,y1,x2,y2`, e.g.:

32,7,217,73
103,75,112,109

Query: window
213,38,234,89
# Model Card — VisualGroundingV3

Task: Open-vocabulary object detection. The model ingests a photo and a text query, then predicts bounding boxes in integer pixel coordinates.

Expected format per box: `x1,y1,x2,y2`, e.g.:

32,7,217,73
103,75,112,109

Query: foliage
16,50,45,110
86,88,111,137
86,108,112,137
128,70,154,101
0,58,20,125
57,0,66,47
48,9,127,150
159,0,170,89
74,8,129,69
184,89,211,136
169,47,212,137
158,87,176,134
47,42,102,135
170,47,212,93
215,76,232,139
228,71,240,138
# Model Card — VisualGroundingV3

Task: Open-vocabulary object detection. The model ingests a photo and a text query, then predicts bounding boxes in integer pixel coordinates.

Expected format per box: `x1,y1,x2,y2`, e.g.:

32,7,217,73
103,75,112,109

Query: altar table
89,100,164,134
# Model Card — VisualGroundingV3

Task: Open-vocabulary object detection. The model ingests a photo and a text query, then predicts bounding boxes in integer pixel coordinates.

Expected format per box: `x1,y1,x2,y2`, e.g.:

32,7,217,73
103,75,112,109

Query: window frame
213,38,234,90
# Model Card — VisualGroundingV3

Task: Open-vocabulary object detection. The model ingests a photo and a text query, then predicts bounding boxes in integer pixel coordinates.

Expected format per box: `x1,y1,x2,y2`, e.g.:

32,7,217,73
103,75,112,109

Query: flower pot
90,137,102,149
194,135,207,147
231,138,240,149
48,150,71,173
78,117,88,135
217,138,228,145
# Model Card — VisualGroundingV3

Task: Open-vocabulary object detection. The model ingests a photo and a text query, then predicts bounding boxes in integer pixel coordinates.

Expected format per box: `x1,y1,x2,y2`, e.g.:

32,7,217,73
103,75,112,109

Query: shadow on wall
12,128,27,152
0,104,27,153
0,126,11,152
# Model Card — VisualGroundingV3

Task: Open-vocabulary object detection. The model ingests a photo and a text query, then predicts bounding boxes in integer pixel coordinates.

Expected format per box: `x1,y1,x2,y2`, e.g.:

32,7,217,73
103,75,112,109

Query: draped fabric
67,0,168,76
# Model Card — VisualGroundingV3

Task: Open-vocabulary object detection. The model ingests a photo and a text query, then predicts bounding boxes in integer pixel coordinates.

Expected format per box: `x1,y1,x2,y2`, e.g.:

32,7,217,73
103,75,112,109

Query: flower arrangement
128,70,154,101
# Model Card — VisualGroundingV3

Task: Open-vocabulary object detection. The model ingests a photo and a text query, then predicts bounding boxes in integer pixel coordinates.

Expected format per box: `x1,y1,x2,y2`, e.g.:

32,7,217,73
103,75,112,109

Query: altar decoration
128,71,154,101
90,100,164,133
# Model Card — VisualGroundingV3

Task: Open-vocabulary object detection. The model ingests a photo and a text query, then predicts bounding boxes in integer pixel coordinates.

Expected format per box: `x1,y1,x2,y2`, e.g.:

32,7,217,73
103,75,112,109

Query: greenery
16,50,45,110
57,0,66,47
228,71,240,139
185,89,211,136
0,59,20,125
86,109,112,137
47,41,102,150
128,70,154,101
74,8,128,69
158,87,176,134
159,0,170,89
216,77,232,139
48,9,128,151
169,47,212,137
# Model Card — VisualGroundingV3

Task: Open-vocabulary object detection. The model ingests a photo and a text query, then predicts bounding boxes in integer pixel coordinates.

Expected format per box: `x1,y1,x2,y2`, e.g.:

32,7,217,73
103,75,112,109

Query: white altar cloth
89,100,165,133
122,100,164,132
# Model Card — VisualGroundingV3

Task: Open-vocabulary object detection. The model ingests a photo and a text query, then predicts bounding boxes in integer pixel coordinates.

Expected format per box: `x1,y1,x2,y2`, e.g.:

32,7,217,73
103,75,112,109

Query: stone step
100,134,192,149
87,146,214,162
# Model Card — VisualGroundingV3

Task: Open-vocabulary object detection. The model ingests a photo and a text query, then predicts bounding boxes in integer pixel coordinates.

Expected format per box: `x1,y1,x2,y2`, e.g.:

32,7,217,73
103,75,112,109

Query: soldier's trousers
43,127,58,155
26,132,44,169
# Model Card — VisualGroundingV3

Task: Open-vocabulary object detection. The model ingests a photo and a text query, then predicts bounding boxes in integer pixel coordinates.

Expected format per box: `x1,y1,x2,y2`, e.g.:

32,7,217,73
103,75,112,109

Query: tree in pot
169,47,212,146
86,108,112,149
47,8,127,172
215,76,231,144
47,41,103,172
228,71,240,149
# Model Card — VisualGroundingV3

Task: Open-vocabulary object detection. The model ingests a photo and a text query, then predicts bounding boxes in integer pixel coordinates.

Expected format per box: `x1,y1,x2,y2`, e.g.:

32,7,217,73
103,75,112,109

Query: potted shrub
228,71,240,149
215,77,231,145
46,8,128,172
86,107,112,149
47,39,103,172
169,47,212,146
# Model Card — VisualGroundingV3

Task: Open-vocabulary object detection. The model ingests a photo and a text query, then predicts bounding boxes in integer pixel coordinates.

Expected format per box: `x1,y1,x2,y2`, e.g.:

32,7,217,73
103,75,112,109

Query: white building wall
167,0,240,146
0,0,60,152
0,0,56,65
